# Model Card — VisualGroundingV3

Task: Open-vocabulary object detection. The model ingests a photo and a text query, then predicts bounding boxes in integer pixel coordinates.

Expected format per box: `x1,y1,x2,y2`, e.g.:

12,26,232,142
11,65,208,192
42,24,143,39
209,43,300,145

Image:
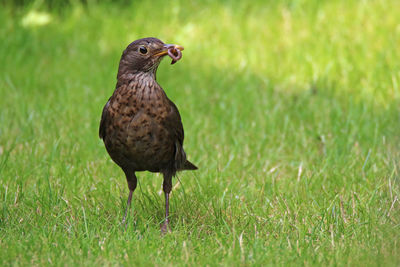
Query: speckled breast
104,78,175,172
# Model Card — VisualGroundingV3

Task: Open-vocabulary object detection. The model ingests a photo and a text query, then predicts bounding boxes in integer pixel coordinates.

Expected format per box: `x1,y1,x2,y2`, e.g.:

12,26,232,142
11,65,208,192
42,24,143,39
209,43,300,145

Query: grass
0,0,399,265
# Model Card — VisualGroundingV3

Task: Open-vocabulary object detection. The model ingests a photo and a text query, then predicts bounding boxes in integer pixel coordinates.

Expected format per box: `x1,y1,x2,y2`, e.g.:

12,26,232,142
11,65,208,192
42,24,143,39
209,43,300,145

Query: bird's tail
182,160,198,170
175,142,198,171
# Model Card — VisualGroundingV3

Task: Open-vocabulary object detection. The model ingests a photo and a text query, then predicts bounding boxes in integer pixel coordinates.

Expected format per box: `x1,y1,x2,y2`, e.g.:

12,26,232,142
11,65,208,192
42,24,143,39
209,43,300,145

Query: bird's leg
122,171,137,229
164,192,170,225
161,173,172,234
122,190,133,225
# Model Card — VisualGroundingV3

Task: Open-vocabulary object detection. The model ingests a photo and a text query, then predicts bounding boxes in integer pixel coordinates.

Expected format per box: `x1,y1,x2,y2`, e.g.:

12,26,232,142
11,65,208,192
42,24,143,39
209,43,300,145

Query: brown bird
99,37,197,232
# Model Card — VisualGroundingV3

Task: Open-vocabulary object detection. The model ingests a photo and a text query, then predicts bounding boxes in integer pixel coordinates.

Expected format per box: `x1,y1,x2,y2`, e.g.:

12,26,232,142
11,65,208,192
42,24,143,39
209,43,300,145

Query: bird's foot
122,205,131,231
160,221,171,234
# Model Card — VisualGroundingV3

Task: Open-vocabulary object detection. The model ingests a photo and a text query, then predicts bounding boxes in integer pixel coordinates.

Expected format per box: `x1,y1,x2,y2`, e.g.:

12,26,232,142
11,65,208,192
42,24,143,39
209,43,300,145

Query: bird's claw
160,221,171,234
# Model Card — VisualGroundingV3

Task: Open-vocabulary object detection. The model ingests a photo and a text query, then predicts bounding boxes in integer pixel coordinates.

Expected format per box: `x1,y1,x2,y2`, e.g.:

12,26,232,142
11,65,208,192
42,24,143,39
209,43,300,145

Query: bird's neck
117,71,157,88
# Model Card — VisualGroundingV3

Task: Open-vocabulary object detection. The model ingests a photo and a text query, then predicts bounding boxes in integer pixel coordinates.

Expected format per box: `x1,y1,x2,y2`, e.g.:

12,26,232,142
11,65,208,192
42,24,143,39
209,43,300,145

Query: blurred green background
0,0,399,266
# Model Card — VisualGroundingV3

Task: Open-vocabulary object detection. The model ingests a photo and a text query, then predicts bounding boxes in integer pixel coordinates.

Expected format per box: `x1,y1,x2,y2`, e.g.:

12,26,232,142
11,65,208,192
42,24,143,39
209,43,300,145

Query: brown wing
162,98,198,170
99,98,111,140
164,98,184,145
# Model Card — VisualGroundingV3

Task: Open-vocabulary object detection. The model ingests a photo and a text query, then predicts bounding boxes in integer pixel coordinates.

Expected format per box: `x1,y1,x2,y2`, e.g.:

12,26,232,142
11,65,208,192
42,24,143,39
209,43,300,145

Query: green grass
1,0,399,265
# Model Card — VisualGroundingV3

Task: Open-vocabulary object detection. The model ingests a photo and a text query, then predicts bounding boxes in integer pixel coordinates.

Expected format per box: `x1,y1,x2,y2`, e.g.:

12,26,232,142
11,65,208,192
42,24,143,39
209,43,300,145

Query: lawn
0,0,399,266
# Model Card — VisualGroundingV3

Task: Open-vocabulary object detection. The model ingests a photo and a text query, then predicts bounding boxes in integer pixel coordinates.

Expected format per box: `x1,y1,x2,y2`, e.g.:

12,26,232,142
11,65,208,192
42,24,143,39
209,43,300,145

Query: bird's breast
113,76,170,118
103,76,175,170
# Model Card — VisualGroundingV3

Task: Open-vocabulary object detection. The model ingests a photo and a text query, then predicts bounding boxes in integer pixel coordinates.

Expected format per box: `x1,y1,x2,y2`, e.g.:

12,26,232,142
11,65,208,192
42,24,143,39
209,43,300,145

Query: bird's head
117,37,184,79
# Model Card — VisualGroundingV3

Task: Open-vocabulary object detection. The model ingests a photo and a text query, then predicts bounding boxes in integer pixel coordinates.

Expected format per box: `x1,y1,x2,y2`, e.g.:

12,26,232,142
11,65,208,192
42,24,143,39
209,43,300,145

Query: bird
99,37,197,233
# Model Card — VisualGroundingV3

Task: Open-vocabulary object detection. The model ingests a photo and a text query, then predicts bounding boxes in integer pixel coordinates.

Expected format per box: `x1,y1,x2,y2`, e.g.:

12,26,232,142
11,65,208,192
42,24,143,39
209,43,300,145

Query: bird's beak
154,44,184,57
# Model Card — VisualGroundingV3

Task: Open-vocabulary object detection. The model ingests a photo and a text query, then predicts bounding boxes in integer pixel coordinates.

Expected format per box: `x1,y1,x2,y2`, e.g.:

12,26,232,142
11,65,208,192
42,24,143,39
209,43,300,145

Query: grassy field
1,0,399,265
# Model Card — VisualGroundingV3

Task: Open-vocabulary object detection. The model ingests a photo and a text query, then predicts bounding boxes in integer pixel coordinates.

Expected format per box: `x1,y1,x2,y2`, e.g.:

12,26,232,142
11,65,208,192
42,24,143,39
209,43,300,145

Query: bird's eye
138,46,148,54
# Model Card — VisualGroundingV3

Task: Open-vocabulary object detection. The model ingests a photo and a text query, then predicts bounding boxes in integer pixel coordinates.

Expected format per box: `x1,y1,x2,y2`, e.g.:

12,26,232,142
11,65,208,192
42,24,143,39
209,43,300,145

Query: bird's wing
99,98,111,139
164,98,184,145
163,98,191,170
164,100,197,171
